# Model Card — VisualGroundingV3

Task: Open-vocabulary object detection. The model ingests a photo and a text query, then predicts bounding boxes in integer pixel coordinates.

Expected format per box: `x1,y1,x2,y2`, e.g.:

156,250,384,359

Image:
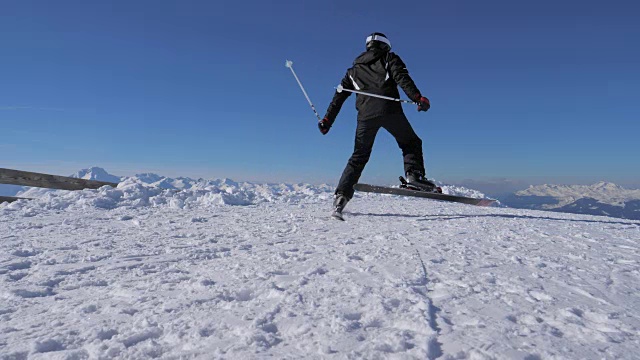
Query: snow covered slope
503,182,640,220
1,181,638,359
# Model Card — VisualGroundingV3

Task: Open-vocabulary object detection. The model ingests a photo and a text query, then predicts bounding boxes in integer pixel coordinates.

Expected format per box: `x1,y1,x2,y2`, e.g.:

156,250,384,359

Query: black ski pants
336,113,425,199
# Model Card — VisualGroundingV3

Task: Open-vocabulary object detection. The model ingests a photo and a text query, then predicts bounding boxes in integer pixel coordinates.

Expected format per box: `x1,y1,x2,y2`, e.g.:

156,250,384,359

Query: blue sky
1,0,639,188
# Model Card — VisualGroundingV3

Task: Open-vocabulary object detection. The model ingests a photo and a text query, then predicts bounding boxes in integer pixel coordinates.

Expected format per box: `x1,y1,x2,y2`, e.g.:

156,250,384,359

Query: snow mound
4,177,336,214
439,183,491,200
4,168,494,213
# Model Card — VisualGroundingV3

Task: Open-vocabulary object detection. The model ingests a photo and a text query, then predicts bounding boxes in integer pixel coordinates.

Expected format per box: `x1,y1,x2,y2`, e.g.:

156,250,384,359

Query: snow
12,167,492,207
1,174,639,359
71,167,122,184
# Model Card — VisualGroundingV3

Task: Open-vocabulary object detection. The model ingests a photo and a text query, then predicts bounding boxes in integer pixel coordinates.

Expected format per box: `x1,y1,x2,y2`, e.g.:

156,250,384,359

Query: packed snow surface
1,179,639,359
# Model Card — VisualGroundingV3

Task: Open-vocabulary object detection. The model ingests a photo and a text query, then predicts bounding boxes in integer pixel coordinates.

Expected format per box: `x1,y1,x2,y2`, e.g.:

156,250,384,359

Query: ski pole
336,85,418,105
285,60,322,121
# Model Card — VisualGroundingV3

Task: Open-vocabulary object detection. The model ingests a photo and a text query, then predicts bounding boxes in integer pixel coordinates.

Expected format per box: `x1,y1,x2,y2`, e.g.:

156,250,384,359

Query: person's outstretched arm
388,53,430,111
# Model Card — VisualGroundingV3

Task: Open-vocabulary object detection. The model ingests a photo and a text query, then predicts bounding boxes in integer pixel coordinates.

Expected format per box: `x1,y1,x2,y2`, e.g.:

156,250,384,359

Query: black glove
415,95,430,112
318,118,332,135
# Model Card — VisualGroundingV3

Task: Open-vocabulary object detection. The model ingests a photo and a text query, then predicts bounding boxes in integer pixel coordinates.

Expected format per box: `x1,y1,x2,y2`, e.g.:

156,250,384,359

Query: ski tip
285,60,293,68
477,199,497,207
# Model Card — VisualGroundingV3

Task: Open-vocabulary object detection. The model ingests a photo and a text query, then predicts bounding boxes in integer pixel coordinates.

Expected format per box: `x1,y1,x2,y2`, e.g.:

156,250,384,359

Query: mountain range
501,181,640,220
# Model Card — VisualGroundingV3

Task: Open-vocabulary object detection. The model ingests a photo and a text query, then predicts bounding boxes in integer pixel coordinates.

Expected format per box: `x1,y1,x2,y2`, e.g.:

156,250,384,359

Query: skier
318,32,434,217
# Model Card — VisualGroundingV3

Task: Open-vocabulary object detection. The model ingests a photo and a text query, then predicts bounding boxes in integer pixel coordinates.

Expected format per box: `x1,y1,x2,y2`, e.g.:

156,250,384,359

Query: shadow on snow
347,212,640,226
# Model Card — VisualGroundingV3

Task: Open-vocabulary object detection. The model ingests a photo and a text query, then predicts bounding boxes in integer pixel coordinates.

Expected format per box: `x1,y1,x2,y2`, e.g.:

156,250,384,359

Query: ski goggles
365,34,391,49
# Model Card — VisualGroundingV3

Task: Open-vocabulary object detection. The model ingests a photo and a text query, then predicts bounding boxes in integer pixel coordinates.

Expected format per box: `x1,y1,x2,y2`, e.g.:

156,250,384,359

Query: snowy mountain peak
217,178,239,187
517,182,637,201
592,181,623,191
133,173,164,183
71,167,121,183
508,181,640,219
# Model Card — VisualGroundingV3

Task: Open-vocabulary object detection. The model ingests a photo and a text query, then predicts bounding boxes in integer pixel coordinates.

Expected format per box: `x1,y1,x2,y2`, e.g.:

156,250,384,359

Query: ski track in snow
1,191,640,359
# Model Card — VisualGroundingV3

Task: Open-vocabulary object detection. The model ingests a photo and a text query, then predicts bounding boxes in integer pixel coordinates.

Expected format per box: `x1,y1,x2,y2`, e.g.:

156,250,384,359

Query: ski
353,181,496,207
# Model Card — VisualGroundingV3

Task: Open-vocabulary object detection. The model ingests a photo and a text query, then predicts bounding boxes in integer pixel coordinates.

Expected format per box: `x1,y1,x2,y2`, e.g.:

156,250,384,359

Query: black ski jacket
324,49,422,123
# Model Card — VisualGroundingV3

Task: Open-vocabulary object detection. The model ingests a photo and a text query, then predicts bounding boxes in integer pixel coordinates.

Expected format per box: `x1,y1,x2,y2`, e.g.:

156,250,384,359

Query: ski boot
404,171,443,193
331,193,349,221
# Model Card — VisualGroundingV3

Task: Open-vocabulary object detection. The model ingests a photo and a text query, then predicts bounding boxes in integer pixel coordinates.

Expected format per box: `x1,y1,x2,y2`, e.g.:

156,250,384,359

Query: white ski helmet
366,32,391,51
